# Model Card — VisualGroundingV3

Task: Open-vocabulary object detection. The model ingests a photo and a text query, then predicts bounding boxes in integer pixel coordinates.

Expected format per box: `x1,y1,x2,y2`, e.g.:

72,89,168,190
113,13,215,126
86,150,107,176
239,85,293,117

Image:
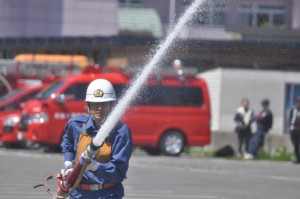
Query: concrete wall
0,0,63,37
0,0,118,37
62,0,118,36
198,68,300,154
199,68,300,135
220,69,285,134
197,68,222,131
210,131,294,155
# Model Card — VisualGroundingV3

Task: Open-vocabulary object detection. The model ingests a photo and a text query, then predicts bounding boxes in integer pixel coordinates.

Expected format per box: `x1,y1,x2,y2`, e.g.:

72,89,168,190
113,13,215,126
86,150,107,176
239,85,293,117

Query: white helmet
85,79,116,102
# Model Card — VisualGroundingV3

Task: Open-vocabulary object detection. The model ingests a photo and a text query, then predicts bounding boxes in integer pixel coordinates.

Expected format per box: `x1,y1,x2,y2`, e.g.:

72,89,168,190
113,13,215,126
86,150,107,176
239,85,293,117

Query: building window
239,4,286,28
273,14,285,26
185,0,228,27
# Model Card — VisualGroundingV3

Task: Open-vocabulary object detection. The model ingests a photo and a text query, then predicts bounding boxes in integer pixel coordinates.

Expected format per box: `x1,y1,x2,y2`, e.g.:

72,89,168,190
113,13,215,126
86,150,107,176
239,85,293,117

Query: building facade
0,0,119,37
0,0,300,153
0,0,299,70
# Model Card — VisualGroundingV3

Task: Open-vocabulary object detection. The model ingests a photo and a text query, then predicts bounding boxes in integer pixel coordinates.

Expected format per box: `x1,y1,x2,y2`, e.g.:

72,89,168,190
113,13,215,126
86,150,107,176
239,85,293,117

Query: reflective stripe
78,183,115,191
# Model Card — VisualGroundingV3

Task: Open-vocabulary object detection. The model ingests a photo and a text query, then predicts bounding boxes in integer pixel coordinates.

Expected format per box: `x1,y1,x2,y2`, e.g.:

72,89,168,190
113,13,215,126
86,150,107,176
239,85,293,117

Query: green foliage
185,147,294,162
256,149,271,159
256,147,293,161
231,33,242,41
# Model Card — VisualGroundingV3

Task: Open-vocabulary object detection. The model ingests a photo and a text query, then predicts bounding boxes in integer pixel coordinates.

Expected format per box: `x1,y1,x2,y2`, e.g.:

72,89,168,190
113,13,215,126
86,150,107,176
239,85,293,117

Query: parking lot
0,147,300,199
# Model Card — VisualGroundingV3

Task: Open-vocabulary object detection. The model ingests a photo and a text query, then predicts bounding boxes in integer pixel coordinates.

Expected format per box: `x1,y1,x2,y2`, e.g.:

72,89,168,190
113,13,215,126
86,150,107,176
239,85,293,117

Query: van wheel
160,131,185,156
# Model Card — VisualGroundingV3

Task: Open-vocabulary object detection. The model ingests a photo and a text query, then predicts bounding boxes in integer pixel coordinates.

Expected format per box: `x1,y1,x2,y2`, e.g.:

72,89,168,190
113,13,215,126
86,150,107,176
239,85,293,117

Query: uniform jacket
255,108,273,132
60,114,133,198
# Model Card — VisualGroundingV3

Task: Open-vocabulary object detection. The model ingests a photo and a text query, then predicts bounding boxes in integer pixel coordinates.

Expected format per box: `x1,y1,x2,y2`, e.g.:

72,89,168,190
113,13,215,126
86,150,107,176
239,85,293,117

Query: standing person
58,79,133,199
289,96,300,164
245,99,273,160
234,98,255,158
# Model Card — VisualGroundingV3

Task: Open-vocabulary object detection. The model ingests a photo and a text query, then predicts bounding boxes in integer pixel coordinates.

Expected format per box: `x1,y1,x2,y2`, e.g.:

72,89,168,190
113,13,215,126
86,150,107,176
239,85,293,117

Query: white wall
220,69,285,134
62,0,118,36
197,68,222,131
0,0,63,37
0,0,118,37
199,68,300,135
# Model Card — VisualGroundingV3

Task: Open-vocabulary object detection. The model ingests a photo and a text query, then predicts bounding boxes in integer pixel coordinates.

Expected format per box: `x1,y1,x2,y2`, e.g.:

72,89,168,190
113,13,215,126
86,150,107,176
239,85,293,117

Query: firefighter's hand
86,159,99,172
80,153,99,172
61,161,73,179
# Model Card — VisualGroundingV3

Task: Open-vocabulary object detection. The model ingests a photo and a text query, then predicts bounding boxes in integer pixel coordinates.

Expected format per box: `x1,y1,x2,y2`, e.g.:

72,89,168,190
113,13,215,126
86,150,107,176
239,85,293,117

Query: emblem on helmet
93,89,104,97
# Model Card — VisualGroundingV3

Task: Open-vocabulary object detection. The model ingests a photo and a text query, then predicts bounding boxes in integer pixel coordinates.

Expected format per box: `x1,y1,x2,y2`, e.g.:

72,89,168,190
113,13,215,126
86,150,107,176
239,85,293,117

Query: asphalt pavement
0,148,299,199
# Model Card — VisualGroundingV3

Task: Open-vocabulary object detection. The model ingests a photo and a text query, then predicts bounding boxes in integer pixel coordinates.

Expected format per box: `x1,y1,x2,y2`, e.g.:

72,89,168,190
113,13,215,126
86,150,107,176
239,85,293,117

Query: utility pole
169,0,176,31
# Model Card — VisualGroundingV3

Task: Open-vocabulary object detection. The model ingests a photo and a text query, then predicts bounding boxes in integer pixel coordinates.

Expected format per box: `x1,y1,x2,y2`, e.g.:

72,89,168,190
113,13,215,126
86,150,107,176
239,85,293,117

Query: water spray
69,0,204,192
91,0,203,149
35,0,205,197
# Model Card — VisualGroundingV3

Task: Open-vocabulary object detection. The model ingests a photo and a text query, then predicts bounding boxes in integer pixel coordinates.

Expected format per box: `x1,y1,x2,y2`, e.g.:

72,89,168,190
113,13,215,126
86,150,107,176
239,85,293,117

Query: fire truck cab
18,72,128,150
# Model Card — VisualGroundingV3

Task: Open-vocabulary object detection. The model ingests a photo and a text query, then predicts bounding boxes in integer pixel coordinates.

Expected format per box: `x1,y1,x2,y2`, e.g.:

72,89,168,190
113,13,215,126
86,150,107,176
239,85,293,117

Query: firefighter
59,79,133,199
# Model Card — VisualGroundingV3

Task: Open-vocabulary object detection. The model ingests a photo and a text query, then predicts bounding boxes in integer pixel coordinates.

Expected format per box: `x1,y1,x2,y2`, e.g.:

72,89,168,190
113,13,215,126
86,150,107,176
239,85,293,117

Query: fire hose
33,138,105,198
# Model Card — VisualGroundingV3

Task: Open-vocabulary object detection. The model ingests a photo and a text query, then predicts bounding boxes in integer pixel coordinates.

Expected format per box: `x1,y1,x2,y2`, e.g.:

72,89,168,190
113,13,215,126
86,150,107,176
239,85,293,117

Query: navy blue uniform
249,108,273,156
61,114,133,199
289,106,300,162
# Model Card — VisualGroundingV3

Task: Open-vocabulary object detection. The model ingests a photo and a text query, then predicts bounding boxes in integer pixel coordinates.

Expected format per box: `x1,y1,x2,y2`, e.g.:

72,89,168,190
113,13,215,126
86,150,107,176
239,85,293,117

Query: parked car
0,85,45,111
0,111,21,147
0,85,46,147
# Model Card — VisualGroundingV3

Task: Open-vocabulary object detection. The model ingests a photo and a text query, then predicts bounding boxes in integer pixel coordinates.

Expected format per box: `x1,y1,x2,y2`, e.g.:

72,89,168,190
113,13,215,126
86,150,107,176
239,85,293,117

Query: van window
143,86,203,106
20,90,41,102
63,83,89,100
36,81,65,100
1,89,41,111
114,85,203,107
0,88,23,102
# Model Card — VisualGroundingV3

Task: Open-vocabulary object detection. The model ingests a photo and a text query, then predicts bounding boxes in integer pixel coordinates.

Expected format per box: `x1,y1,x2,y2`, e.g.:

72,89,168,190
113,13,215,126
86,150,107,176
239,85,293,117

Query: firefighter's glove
86,159,99,172
80,153,99,172
61,161,74,180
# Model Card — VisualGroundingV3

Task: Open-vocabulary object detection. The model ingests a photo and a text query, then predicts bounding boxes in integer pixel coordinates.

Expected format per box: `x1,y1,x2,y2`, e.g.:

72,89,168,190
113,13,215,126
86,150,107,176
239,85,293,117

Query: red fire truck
0,85,46,147
18,71,211,156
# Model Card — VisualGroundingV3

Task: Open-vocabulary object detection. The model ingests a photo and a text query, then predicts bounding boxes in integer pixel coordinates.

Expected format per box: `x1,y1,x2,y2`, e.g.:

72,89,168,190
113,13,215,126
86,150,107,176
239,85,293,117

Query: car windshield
0,88,24,102
35,81,65,100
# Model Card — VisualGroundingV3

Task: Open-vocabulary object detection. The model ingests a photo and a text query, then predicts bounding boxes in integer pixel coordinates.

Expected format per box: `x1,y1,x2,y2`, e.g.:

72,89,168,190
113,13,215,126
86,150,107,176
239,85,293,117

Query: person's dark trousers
290,130,300,162
250,128,265,156
237,130,252,154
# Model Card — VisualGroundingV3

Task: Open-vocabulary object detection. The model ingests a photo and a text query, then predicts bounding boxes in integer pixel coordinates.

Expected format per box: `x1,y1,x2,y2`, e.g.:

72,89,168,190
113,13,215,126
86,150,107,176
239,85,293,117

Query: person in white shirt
234,98,255,158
